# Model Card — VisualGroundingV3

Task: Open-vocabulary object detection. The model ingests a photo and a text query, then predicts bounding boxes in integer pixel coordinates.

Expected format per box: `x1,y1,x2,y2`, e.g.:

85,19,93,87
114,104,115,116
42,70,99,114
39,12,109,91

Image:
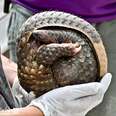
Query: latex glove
12,77,35,107
29,73,112,116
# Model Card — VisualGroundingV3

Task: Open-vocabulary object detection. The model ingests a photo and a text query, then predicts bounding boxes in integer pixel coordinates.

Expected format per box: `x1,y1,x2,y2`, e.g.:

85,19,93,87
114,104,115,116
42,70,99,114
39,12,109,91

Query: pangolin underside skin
17,11,107,97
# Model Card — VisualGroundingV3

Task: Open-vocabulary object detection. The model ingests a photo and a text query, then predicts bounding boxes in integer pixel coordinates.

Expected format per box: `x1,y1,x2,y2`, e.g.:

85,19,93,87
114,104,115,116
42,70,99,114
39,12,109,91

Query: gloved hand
12,77,35,107
29,73,112,116
12,73,112,116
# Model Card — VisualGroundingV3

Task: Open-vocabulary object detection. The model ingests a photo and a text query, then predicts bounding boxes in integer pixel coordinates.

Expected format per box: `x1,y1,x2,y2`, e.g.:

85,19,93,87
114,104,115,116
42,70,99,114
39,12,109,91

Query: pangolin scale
17,11,107,97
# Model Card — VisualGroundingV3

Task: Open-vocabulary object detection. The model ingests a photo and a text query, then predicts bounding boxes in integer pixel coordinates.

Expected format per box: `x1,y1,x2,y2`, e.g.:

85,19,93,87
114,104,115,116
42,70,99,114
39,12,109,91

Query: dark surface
4,0,11,13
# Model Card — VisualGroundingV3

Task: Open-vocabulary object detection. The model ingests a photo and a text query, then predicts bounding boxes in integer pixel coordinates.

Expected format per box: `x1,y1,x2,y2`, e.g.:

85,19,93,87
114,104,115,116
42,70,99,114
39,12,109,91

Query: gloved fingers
12,77,20,94
68,74,112,114
63,87,105,115
12,77,35,107
100,73,112,94
40,82,101,101
12,77,27,95
17,82,35,100
64,82,102,100
75,93,103,115
69,73,112,100
29,85,103,116
19,84,29,96
28,73,112,116
12,78,35,99
67,73,112,100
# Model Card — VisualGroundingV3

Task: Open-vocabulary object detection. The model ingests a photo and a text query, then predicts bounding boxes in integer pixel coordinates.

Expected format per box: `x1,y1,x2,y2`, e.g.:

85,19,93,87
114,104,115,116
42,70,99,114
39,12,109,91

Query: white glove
12,77,35,107
29,73,112,116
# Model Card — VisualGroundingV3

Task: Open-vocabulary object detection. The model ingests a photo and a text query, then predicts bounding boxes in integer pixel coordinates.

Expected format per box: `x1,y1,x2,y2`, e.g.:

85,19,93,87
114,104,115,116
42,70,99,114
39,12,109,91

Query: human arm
1,54,17,86
0,72,112,116
0,59,43,116
0,106,44,116
28,73,112,116
1,73,111,116
0,54,112,116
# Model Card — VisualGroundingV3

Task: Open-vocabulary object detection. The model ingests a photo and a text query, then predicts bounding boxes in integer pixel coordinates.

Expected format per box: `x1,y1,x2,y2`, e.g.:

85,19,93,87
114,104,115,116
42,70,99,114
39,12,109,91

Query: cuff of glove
29,99,50,116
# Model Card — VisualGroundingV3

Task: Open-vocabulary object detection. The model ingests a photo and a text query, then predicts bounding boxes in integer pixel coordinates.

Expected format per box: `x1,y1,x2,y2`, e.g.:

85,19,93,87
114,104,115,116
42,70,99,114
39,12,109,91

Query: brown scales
17,11,107,97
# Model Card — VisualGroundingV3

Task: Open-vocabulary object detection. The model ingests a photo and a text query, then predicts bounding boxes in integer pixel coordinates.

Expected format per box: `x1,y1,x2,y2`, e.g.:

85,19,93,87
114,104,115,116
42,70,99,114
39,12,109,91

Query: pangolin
17,11,107,97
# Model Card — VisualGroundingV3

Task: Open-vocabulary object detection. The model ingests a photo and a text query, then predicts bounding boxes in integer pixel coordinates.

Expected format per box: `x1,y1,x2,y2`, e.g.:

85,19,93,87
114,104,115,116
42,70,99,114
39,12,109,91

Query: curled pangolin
17,11,107,97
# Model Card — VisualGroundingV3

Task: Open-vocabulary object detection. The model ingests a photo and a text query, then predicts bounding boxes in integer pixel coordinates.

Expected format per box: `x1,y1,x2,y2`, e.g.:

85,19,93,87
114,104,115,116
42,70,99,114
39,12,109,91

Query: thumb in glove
29,73,112,116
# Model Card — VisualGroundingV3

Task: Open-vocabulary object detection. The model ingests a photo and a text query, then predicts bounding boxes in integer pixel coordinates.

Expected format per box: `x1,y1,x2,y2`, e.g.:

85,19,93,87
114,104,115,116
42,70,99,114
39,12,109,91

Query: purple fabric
11,0,116,23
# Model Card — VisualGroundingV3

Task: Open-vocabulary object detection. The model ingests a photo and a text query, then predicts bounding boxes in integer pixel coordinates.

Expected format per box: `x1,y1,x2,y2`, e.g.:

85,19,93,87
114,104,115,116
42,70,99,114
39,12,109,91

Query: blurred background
0,0,10,54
